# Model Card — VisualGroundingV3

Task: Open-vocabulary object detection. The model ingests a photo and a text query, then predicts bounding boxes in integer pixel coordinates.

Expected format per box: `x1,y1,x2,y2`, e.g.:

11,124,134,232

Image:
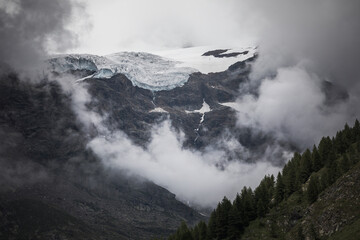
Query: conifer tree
318,137,332,165
215,197,232,239
300,149,312,183
327,160,340,185
175,221,193,240
256,198,267,217
207,210,217,240
275,172,285,204
307,175,319,203
284,163,297,197
353,119,360,141
311,145,322,172
340,154,350,174
197,221,207,240
227,204,243,239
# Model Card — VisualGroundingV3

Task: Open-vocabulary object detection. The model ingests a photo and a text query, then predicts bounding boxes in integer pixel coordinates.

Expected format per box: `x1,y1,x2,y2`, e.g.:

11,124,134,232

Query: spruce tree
318,137,332,165
353,119,360,141
340,154,350,174
307,175,319,203
175,221,193,240
215,197,232,239
275,172,285,204
197,221,207,240
207,210,217,240
227,204,243,239
300,149,312,183
312,145,322,172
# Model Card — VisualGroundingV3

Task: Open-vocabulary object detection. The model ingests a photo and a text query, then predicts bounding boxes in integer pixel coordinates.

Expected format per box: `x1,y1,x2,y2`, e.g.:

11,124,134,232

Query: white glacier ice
48,46,256,91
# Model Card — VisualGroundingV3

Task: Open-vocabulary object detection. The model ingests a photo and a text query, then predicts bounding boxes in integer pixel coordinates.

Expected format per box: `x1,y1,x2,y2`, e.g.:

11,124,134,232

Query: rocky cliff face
0,73,203,240
78,53,286,163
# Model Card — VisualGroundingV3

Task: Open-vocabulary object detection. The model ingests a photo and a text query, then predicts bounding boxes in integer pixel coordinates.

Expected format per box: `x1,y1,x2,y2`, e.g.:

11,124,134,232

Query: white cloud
71,0,256,54
88,120,280,207
234,65,352,149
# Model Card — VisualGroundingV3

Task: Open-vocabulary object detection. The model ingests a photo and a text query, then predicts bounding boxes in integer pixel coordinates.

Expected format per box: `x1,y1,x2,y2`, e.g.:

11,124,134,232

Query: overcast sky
70,0,258,54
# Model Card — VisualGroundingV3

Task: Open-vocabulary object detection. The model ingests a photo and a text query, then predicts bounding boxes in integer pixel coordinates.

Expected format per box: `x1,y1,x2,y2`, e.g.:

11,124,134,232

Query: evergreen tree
320,169,329,191
227,204,243,239
256,198,267,217
197,221,207,240
311,145,322,172
327,160,340,185
307,175,319,203
174,221,193,240
192,225,200,240
340,154,350,174
284,163,297,197
300,149,312,183
215,197,232,239
318,137,332,165
207,210,217,240
240,187,256,225
275,172,285,204
353,119,360,141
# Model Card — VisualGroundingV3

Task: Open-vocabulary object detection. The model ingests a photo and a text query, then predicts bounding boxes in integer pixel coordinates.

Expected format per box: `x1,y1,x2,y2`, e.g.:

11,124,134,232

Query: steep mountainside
167,121,360,240
0,47,352,240
0,73,203,240
241,160,360,240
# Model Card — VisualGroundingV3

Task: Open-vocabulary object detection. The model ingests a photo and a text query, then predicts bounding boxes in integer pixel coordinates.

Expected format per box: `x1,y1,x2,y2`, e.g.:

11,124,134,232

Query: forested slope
165,120,360,240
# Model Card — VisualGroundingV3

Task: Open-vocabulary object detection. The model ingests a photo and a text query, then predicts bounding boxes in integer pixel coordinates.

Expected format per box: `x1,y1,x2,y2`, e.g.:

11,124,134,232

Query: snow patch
153,46,256,74
150,107,168,113
219,102,241,111
185,100,211,116
186,100,212,142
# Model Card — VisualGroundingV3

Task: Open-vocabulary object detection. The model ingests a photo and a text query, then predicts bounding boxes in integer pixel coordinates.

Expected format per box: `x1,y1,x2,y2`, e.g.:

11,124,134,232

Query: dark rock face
0,73,203,240
202,49,249,58
83,55,284,163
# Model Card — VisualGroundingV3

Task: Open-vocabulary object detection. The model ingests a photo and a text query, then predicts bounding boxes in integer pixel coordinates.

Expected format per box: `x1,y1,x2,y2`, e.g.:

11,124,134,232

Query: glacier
48,46,256,91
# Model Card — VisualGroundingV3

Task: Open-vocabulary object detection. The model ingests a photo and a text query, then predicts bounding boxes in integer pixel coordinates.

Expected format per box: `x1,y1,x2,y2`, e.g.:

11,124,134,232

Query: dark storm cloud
249,0,360,90
234,0,360,150
0,0,81,71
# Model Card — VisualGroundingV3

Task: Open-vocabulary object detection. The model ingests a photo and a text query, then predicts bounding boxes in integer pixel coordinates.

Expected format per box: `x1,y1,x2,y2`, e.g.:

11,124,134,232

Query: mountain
167,121,360,240
0,46,352,240
47,47,288,162
0,46,261,239
0,71,203,240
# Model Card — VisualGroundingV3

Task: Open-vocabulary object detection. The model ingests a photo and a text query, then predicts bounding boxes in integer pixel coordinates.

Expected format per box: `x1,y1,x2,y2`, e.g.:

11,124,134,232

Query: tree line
163,119,360,240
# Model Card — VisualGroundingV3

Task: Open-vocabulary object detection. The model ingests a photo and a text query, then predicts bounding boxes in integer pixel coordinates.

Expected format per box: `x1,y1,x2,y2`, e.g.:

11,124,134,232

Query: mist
68,0,360,206
87,118,280,208
230,0,360,151
2,0,360,208
71,0,256,54
0,0,83,72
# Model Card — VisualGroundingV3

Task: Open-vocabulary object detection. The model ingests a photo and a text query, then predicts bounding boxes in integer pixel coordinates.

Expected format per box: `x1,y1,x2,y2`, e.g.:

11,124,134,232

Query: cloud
234,65,352,149
22,0,358,207
88,119,280,208
66,0,360,207
0,0,84,71
60,79,281,208
228,0,360,150
71,0,256,54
